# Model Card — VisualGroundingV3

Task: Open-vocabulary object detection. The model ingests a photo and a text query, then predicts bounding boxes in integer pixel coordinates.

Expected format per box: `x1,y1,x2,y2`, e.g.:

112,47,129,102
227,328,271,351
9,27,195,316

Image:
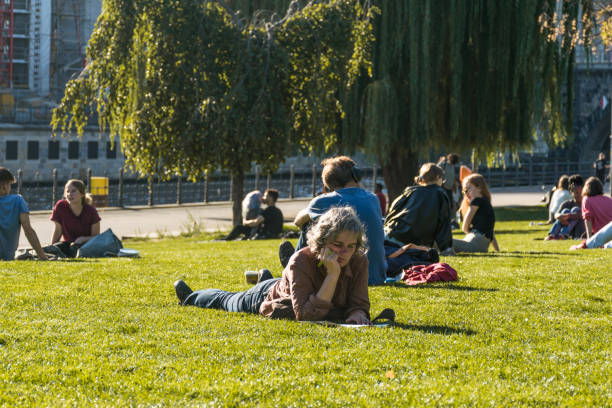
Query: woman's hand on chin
320,247,341,278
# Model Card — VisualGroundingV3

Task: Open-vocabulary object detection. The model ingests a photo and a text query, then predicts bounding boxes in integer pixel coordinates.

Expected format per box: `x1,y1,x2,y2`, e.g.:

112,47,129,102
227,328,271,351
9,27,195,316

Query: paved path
18,185,567,248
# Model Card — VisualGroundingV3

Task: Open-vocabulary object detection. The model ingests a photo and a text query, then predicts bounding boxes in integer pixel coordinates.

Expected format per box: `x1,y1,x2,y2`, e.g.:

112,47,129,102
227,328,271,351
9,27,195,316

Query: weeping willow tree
336,0,597,200
52,0,375,224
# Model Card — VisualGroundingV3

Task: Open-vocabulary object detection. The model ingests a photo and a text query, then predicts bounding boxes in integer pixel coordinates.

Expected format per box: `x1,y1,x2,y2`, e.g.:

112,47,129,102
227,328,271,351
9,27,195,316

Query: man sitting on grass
252,189,284,239
545,175,585,240
0,167,47,261
280,156,387,285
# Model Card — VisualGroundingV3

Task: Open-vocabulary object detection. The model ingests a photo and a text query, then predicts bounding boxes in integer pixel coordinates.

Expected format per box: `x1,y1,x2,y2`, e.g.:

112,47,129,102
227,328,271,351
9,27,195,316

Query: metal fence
12,159,602,211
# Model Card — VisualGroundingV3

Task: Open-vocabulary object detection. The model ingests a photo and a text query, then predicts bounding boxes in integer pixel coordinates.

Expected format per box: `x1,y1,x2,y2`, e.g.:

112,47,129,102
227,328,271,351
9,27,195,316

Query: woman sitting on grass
571,177,612,250
548,174,572,223
384,162,453,255
174,206,371,324
452,173,499,253
49,179,101,257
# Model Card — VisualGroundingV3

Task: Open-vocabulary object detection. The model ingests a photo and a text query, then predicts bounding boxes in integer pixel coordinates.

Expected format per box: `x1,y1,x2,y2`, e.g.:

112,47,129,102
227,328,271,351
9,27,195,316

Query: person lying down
174,206,371,324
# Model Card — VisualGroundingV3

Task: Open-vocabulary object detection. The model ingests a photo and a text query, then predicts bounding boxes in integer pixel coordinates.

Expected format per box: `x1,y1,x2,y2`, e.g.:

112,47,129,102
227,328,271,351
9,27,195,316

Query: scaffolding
0,0,14,89
51,0,85,99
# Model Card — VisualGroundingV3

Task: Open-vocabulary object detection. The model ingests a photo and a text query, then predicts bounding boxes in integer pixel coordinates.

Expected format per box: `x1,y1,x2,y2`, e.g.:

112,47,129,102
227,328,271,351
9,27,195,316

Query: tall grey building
0,0,101,97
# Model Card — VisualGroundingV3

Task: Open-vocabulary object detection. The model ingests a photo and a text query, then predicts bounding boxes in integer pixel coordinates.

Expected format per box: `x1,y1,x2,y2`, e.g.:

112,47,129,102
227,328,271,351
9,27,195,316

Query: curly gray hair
306,206,367,256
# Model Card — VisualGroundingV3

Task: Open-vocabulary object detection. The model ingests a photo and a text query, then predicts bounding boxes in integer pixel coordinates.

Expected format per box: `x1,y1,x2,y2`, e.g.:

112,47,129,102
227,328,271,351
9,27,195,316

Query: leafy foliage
52,0,374,180
338,0,598,199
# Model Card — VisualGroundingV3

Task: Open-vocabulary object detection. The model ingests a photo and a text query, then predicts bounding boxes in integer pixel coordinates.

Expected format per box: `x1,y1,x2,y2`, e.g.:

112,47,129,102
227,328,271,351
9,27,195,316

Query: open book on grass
302,321,393,328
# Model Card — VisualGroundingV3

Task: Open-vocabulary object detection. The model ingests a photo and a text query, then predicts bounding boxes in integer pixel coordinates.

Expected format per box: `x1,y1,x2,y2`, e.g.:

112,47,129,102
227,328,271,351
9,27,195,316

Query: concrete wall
0,125,124,181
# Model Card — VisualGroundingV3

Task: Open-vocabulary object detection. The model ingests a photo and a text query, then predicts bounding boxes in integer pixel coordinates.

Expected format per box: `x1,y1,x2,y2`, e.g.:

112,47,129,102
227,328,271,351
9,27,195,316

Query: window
68,141,79,159
48,141,60,160
87,141,98,159
27,141,39,160
106,141,117,159
5,141,18,160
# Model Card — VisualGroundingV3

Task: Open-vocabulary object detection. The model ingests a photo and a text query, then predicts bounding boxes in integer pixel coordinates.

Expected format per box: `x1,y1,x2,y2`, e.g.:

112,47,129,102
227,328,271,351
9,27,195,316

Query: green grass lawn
1,206,610,406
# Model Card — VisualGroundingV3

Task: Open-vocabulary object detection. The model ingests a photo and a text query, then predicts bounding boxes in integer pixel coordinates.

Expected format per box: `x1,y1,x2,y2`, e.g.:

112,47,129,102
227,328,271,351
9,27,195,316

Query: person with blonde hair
285,156,386,285
49,179,101,257
384,163,453,254
175,206,371,324
453,173,499,253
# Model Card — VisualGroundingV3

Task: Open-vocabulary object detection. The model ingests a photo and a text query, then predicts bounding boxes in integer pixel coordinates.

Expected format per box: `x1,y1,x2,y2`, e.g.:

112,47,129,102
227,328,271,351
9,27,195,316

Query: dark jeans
224,225,257,240
44,241,80,258
296,222,311,250
184,278,280,313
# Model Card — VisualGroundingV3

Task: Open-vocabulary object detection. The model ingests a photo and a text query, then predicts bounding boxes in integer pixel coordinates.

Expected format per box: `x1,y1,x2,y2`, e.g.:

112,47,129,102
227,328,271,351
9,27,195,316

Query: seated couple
175,206,371,324
221,189,283,240
0,168,100,261
545,175,585,240
384,163,498,255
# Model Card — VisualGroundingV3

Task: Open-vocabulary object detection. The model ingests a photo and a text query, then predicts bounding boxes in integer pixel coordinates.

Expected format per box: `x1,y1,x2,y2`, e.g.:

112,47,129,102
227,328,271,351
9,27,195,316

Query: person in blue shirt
0,167,47,261
286,156,387,285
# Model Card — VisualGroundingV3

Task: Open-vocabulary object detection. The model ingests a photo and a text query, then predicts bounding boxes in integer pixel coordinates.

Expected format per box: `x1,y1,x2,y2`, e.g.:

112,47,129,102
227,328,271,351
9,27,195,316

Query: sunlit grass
0,207,610,406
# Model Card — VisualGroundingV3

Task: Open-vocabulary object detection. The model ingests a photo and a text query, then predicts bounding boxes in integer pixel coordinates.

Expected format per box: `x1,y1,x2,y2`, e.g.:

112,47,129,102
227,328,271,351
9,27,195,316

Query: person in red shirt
375,183,387,217
581,176,612,238
49,179,101,257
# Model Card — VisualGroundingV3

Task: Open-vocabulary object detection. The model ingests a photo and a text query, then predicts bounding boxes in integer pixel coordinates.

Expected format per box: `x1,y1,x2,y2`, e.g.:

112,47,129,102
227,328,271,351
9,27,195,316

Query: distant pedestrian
593,152,609,184
375,183,387,217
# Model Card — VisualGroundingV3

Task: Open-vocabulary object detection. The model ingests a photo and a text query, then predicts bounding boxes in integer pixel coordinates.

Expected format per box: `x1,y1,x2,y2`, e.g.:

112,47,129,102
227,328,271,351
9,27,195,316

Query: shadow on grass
387,282,497,292
494,229,543,234
392,322,476,336
457,250,581,258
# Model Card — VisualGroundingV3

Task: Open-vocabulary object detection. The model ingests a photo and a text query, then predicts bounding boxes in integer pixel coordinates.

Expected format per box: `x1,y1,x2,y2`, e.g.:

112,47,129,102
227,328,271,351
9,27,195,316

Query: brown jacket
259,247,370,321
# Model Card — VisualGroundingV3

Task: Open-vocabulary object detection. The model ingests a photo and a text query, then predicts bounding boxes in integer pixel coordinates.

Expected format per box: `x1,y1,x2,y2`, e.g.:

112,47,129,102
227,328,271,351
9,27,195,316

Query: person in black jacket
384,163,453,255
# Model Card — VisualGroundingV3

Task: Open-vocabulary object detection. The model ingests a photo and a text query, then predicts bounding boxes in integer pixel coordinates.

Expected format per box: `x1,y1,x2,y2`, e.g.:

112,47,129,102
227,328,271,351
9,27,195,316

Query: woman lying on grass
174,206,371,324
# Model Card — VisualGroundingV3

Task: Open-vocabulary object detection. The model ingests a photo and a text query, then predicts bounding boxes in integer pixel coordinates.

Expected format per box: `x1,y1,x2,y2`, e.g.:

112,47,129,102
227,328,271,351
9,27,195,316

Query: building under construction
0,0,101,104
0,0,122,183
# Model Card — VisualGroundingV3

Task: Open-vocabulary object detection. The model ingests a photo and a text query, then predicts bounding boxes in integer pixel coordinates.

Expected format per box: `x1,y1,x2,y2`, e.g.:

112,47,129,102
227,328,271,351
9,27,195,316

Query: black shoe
174,279,193,305
257,269,273,283
279,241,295,268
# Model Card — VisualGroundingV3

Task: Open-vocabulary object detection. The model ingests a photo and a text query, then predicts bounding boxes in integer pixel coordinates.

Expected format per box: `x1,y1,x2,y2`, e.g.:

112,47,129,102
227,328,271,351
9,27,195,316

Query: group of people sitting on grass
0,167,102,261
544,173,612,249
175,155,500,324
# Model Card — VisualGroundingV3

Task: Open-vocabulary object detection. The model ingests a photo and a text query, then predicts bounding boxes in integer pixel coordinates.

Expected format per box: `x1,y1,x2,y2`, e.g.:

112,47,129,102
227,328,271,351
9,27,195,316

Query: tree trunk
382,149,419,204
231,170,244,226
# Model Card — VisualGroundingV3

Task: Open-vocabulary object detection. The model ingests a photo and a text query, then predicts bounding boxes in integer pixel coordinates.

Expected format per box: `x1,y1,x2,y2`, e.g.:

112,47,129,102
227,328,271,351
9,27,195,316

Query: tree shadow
387,282,498,292
392,322,477,336
454,250,581,258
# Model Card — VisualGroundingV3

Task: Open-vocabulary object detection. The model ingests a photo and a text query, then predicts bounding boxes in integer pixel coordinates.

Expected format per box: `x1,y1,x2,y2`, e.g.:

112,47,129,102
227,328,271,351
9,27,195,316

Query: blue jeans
586,221,612,249
548,207,581,236
184,278,280,313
